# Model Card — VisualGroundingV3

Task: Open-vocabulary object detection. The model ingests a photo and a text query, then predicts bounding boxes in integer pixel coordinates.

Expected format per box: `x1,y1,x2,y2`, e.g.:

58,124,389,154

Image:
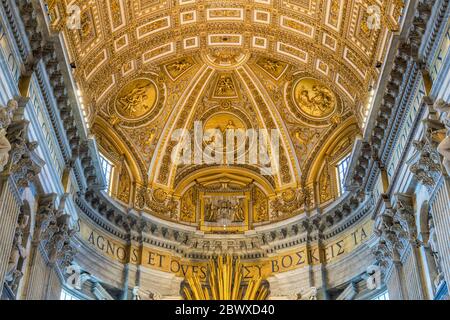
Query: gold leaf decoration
293,78,337,118
182,255,269,300
115,78,158,119
117,165,131,204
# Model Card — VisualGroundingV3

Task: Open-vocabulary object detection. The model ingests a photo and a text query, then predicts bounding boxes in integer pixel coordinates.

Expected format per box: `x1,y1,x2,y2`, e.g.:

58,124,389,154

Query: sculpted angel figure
296,84,335,116
132,286,142,300
216,76,234,95
438,137,450,175
166,198,179,219
261,59,282,73
294,127,320,153
167,59,191,74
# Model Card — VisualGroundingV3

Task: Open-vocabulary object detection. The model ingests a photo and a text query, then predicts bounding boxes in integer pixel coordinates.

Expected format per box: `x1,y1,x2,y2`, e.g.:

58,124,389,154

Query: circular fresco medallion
293,78,337,119
115,78,158,120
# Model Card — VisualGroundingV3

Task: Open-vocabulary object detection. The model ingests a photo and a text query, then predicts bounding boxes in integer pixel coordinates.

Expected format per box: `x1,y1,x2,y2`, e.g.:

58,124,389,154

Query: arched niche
305,118,360,207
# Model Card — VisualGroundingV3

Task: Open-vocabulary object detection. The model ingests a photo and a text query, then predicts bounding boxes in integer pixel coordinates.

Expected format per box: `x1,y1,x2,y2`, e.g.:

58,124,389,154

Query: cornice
421,0,450,62
6,0,105,195
1,0,27,61
380,65,421,166
348,0,437,195
75,184,374,260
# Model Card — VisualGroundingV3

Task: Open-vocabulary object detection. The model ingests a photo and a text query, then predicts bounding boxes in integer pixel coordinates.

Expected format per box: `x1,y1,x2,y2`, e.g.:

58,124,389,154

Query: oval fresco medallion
115,78,158,120
293,78,337,119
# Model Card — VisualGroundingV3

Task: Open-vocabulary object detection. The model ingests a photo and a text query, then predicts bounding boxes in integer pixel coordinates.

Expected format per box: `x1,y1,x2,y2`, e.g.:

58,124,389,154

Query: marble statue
438,136,450,175
434,99,450,176
5,212,29,284
0,99,18,172
428,217,444,289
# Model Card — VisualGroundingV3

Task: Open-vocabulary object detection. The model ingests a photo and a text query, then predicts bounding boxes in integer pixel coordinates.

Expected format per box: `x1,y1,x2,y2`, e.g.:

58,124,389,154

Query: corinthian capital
1,117,43,190
372,240,391,270
46,212,76,265
394,193,419,244
374,206,407,263
409,125,442,189
34,194,58,243
35,193,77,266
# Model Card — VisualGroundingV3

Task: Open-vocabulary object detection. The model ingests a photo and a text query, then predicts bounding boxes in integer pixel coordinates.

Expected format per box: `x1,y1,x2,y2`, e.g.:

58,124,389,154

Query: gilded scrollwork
180,187,197,223
153,189,168,203
134,184,148,209
79,9,96,44
270,189,305,220
253,188,269,223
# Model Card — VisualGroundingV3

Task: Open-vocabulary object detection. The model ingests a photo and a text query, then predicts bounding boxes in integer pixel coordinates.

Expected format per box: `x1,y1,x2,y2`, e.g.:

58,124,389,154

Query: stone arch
306,119,360,205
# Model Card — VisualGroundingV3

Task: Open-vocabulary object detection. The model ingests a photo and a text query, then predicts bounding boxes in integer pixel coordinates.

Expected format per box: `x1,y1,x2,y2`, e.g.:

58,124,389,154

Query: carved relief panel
199,191,250,233
253,187,269,223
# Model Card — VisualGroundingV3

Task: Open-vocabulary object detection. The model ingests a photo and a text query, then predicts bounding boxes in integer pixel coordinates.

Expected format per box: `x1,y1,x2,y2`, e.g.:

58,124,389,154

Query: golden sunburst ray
182,255,269,300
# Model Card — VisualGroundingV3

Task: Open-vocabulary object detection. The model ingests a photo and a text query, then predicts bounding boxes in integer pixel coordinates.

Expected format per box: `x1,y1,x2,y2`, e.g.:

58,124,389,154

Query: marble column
410,100,450,296
387,261,408,300
394,194,428,299
21,193,77,299
0,176,22,293
373,204,410,299
0,116,41,296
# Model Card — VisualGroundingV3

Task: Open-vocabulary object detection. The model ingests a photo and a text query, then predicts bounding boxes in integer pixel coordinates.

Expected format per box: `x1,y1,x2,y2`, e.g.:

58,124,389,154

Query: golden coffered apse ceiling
45,0,404,228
